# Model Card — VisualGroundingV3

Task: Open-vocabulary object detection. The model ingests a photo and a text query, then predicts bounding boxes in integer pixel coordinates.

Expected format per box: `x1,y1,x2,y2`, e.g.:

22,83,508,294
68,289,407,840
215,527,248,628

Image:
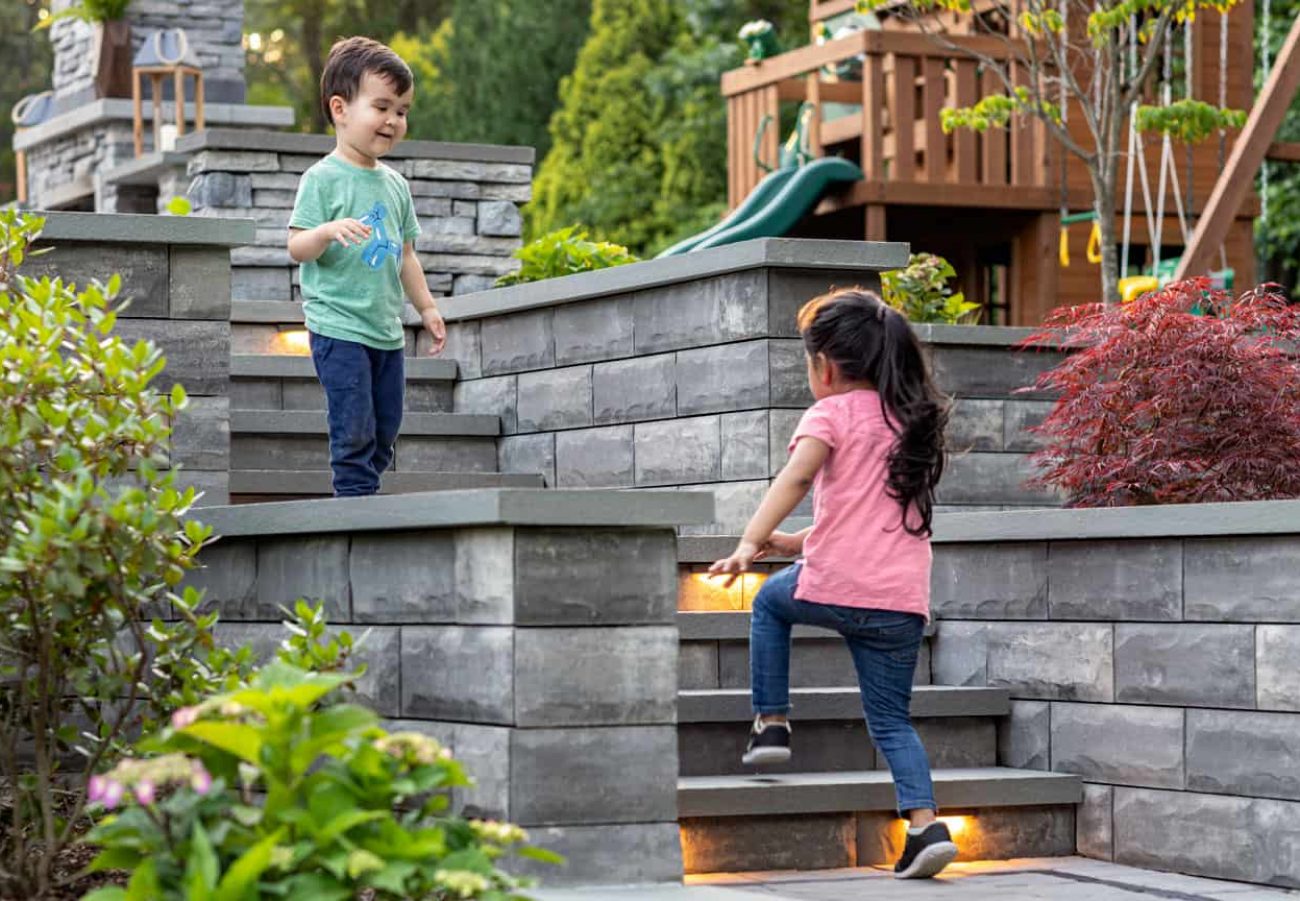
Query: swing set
1060,0,1300,303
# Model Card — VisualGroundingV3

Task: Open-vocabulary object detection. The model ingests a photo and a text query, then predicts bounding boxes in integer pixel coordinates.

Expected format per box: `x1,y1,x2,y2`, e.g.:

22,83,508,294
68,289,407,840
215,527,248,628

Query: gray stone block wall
184,131,532,331
443,245,1062,531
20,213,245,504
184,494,703,885
48,0,245,105
925,525,1300,890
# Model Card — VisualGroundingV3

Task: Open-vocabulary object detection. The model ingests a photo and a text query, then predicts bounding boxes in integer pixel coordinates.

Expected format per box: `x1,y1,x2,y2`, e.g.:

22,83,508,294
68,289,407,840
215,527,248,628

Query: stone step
679,685,1007,723
677,611,934,692
231,409,499,437
229,469,544,503
230,410,501,475
677,768,1082,873
232,353,458,413
677,687,1006,777
231,300,427,355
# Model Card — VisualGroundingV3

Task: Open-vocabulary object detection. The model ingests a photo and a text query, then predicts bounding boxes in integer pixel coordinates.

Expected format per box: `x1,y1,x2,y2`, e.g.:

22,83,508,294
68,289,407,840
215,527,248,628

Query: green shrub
82,662,557,900
495,225,638,286
0,211,234,896
881,252,981,325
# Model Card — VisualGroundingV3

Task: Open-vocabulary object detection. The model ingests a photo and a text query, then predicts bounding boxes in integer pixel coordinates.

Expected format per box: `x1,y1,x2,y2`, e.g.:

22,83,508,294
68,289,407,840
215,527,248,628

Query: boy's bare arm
287,219,371,263
400,242,446,355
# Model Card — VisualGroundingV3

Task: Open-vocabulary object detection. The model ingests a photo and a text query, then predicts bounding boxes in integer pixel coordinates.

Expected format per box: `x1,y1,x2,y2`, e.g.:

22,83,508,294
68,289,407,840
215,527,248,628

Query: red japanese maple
1019,279,1300,507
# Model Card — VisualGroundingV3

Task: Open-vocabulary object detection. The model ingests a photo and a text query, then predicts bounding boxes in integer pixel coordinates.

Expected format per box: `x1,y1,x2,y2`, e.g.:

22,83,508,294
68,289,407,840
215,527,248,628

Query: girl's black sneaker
741,715,791,766
893,821,958,879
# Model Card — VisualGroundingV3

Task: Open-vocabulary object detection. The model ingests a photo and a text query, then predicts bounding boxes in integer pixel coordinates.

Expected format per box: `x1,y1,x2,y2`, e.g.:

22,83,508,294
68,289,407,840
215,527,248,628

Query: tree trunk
301,2,325,133
1093,171,1120,303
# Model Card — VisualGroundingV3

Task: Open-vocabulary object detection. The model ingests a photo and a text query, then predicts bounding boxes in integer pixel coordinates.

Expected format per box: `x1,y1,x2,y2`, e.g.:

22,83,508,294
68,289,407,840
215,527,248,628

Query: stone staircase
226,303,542,503
672,548,1083,875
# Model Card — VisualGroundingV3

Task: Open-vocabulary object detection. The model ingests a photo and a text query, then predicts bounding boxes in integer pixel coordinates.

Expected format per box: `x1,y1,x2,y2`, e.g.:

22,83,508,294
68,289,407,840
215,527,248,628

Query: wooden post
174,68,187,138
151,72,164,153
132,69,144,157
865,204,886,241
1175,13,1300,279
194,69,206,131
15,150,27,205
861,53,885,180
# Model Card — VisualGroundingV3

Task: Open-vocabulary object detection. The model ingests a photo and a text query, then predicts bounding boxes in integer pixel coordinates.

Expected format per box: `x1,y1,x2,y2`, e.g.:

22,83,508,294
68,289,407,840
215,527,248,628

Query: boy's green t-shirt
289,154,421,350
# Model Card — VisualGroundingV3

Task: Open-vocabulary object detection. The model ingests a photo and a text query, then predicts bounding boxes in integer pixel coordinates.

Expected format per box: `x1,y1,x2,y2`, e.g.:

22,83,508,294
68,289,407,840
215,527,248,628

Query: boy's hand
323,218,372,247
421,307,447,356
709,539,762,588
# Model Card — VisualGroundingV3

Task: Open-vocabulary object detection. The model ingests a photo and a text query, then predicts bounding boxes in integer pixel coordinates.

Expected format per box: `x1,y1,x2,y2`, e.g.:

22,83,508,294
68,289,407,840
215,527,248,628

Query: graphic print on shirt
357,201,403,270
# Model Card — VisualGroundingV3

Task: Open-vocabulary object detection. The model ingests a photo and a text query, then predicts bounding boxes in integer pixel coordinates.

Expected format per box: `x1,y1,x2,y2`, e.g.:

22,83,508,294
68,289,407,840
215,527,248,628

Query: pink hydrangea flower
190,761,213,796
134,780,156,806
101,780,125,810
171,706,200,729
88,774,107,803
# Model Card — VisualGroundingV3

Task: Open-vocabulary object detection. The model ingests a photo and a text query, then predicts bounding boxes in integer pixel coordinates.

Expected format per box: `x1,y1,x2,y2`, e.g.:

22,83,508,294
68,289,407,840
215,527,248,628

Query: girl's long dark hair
799,288,948,537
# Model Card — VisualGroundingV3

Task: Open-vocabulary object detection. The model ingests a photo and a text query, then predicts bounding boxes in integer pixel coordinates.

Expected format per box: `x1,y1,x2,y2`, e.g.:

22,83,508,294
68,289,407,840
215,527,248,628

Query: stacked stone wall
925,504,1300,888
20,212,252,505
185,130,533,351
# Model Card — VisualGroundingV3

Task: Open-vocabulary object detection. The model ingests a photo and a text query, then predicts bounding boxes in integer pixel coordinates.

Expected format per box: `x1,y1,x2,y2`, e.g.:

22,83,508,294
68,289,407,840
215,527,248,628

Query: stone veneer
19,211,252,505
184,129,532,339
184,488,713,886
680,498,1300,890
439,238,1066,532
47,0,246,110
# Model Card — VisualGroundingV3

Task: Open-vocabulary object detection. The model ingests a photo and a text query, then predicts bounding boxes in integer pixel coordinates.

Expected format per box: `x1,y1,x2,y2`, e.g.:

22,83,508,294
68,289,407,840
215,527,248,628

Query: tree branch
1122,5,1179,108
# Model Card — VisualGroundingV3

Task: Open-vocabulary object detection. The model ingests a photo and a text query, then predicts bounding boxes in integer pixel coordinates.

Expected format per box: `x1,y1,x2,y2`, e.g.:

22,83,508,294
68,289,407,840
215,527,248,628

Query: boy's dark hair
798,288,949,538
320,37,413,127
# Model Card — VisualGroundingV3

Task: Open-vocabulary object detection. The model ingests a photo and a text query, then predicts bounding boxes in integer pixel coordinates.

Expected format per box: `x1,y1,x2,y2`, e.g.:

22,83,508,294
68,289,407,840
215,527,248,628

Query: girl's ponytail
800,289,948,537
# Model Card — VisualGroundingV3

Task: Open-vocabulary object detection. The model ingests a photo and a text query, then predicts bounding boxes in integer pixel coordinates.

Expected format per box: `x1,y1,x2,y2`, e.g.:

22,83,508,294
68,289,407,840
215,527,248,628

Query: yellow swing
1059,211,1104,268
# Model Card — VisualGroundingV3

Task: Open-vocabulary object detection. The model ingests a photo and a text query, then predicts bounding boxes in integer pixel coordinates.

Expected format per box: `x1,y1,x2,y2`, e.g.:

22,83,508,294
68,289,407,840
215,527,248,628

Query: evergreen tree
2,0,51,202
529,0,686,253
530,0,807,256
399,0,591,158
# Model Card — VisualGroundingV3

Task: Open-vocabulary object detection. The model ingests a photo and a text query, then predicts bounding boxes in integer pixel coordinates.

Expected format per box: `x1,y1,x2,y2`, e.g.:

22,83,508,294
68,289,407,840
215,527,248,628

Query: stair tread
678,610,936,640
231,353,457,381
678,767,1083,818
678,685,1008,722
231,470,544,495
231,409,499,437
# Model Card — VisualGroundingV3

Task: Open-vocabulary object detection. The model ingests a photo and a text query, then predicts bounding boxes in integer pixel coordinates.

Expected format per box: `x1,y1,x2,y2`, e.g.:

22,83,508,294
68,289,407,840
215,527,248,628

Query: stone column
187,488,714,886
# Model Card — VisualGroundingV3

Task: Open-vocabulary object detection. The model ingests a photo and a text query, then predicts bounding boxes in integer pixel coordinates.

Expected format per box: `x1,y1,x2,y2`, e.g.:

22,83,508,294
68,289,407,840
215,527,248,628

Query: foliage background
1,0,1295,282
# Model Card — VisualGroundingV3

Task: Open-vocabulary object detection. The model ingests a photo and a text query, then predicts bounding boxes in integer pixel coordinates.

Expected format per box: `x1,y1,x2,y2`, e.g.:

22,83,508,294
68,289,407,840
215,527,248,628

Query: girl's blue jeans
750,563,937,815
309,332,404,497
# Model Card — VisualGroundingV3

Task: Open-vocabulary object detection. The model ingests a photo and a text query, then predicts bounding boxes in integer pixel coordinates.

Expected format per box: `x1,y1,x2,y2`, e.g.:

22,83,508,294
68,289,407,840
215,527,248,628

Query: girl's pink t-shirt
789,389,932,620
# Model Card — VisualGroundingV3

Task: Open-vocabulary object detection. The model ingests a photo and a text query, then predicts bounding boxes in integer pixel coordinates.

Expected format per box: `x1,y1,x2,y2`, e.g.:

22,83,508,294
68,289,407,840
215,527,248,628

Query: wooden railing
721,31,1058,210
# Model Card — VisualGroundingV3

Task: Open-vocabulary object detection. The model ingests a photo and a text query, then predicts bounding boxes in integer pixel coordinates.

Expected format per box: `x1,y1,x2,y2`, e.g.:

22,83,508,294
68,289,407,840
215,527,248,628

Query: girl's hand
759,531,804,559
709,540,761,588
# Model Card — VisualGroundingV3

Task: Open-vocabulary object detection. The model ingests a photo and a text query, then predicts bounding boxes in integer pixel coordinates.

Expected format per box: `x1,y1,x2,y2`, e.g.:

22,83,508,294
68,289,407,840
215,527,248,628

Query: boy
288,36,447,497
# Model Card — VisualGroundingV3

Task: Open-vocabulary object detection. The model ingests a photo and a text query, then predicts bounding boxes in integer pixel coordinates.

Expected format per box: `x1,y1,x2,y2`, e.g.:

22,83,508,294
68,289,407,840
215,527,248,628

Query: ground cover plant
1021,279,1300,505
82,662,555,900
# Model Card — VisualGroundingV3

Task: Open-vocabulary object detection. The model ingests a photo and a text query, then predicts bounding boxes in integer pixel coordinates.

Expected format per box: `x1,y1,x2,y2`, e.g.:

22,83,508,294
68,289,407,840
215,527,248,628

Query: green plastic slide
656,156,863,258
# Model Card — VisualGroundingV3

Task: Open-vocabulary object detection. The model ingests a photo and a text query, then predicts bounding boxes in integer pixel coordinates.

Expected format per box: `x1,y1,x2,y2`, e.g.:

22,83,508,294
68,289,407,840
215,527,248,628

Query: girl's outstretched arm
710,436,829,583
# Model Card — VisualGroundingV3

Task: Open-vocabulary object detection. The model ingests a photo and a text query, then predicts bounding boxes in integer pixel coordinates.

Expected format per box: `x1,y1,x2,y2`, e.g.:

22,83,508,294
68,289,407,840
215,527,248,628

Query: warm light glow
270,28,285,41
271,329,311,356
245,32,262,51
37,7,49,21
938,815,972,838
679,571,769,612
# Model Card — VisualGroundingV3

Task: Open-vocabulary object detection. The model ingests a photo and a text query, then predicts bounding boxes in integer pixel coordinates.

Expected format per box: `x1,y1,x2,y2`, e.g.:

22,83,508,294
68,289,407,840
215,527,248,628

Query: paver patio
533,858,1300,900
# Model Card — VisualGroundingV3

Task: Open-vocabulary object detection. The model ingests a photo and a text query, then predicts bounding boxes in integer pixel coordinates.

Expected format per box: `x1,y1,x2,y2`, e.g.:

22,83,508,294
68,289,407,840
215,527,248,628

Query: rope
1122,16,1141,280
1152,36,1175,272
1217,9,1229,269
1261,0,1272,222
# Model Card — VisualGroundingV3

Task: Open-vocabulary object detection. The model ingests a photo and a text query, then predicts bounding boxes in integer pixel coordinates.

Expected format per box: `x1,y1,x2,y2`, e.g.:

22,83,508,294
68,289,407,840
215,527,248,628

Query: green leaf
182,721,264,764
125,859,160,901
214,828,286,901
185,820,219,898
367,860,419,894
80,889,128,901
89,847,145,872
517,845,566,865
318,808,389,843
279,872,352,901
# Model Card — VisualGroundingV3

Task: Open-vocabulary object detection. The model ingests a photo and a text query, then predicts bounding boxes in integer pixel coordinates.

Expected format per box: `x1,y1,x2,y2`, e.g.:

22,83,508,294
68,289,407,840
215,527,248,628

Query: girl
710,287,956,880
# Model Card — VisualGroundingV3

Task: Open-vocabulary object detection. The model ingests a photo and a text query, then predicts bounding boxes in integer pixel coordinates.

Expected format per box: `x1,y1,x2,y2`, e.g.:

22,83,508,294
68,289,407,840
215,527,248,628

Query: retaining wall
441,239,1066,532
185,488,714,886
679,499,1300,887
184,128,532,337
931,501,1300,888
20,211,252,505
